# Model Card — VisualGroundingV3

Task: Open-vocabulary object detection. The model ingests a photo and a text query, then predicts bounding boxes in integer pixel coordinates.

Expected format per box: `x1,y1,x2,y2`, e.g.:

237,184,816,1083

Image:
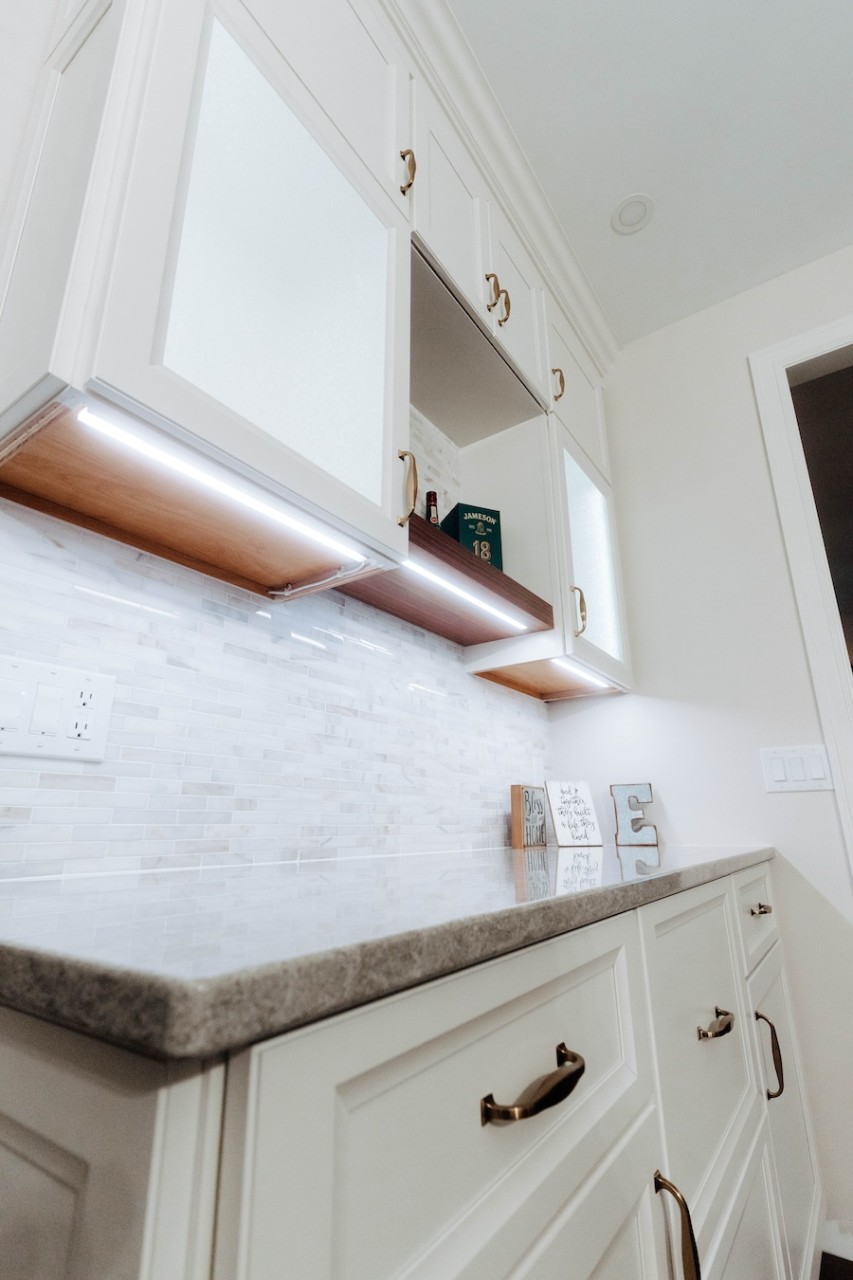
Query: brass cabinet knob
497,287,511,326
750,902,773,917
480,1042,585,1125
552,367,566,401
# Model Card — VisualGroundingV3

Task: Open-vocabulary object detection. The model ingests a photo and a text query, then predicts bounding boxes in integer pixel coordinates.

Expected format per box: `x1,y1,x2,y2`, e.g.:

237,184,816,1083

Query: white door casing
749,318,853,878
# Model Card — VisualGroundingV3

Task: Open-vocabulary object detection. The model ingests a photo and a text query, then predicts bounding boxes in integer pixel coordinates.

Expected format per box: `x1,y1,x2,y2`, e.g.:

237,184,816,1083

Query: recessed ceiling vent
610,193,654,235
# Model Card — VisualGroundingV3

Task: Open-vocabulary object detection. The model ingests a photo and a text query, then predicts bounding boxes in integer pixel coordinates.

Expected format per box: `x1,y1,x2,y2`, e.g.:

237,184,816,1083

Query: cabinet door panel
411,80,488,316
484,205,548,398
748,944,821,1280
94,0,409,556
244,0,411,210
500,1110,666,1280
546,301,609,477
704,1130,785,1280
551,422,631,686
640,880,762,1252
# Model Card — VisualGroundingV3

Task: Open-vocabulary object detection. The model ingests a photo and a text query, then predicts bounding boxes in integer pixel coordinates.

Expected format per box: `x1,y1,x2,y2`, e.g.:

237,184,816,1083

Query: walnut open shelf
339,515,553,646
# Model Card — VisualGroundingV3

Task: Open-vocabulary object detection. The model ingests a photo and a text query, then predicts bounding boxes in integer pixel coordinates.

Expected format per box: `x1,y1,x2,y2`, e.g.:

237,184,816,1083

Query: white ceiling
443,0,853,343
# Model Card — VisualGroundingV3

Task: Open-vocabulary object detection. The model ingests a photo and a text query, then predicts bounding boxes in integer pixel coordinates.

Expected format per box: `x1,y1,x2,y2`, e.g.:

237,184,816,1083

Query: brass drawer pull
497,287,511,326
552,367,566,401
571,584,587,636
485,272,501,312
399,148,416,194
755,1011,785,1099
397,449,418,526
480,1043,585,1126
697,1007,734,1040
655,1171,701,1280
750,902,773,917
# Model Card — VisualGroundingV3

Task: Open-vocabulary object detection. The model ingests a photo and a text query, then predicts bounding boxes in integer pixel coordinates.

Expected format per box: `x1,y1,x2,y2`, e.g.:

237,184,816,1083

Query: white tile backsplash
0,500,548,877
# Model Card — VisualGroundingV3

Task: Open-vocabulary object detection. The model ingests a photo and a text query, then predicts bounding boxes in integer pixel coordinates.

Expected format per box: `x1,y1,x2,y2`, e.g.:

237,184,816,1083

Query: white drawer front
732,863,779,975
216,912,654,1280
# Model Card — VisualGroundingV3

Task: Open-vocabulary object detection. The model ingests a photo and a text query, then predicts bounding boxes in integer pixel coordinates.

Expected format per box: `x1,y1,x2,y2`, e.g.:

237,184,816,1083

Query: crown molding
381,0,621,373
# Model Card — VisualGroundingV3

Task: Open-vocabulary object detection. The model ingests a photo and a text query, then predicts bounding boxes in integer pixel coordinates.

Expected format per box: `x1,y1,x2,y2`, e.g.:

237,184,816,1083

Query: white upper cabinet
241,0,415,215
92,0,411,557
553,426,629,686
0,0,413,591
410,77,488,313
546,296,610,478
483,202,549,400
411,79,548,403
456,415,631,699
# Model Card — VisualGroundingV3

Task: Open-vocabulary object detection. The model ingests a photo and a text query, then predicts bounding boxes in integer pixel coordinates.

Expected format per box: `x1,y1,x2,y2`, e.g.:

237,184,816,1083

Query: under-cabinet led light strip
551,657,612,689
77,406,367,564
401,558,527,631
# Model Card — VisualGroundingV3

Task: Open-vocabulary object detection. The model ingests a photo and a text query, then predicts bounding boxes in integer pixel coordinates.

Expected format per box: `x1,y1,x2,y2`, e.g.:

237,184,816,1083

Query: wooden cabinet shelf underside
339,515,553,646
0,403,381,598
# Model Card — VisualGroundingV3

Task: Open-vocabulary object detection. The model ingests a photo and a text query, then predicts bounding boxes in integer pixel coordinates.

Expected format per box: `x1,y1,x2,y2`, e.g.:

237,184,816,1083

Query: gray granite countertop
0,843,774,1060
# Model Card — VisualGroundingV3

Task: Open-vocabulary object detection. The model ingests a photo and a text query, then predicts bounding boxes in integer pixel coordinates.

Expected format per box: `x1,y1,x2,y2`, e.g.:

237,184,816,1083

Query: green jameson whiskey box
439,503,502,570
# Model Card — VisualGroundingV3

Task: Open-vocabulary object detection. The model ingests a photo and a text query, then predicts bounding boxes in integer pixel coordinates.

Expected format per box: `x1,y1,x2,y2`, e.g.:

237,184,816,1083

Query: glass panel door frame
548,415,632,687
90,0,409,560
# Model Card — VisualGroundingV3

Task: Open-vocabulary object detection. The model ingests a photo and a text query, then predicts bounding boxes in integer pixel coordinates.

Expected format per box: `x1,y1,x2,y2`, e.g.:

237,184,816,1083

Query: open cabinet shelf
339,515,554,646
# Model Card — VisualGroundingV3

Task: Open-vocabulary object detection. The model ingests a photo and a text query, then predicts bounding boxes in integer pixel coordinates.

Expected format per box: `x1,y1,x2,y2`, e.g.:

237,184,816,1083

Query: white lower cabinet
0,1006,223,1280
747,938,822,1280
0,865,822,1279
213,911,655,1279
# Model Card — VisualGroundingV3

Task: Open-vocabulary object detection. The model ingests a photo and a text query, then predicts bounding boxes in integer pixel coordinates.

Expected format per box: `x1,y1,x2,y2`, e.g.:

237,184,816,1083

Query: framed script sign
510,785,547,848
546,781,602,846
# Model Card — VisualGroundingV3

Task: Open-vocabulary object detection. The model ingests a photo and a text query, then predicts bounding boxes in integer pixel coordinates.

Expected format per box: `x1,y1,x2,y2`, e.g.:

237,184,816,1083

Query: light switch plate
0,657,115,762
760,744,833,792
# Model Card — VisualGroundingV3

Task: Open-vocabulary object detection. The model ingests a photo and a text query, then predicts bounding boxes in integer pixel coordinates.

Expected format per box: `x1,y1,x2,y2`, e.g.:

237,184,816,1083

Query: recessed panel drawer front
218,912,654,1280
639,880,761,1254
732,863,779,975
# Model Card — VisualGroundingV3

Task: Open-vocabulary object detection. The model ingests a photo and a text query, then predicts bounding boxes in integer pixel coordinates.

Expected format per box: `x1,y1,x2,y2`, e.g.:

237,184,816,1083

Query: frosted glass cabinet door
551,421,631,687
92,0,410,558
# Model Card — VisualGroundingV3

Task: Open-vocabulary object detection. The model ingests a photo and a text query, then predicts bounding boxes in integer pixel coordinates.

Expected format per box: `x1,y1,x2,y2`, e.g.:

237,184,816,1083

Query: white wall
549,243,853,1244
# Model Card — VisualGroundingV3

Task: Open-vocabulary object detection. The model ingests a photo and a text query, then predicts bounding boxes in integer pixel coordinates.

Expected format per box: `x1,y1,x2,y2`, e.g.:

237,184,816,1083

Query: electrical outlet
0,658,115,761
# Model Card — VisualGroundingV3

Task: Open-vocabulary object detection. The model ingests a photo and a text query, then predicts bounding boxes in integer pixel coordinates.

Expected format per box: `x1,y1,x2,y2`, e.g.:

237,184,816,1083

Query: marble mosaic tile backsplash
0,487,549,879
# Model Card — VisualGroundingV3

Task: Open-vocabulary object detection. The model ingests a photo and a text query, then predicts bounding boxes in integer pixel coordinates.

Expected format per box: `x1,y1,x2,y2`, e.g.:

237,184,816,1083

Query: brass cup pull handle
397,449,418,527
697,1006,734,1040
480,1043,585,1126
485,272,501,311
750,902,773,917
571,585,587,636
400,148,416,194
552,367,566,401
755,1011,785,1099
497,287,511,326
655,1171,701,1280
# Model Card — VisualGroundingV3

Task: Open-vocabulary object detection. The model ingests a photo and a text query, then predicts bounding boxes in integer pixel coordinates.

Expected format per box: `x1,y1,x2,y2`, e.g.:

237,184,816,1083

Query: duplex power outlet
0,658,115,762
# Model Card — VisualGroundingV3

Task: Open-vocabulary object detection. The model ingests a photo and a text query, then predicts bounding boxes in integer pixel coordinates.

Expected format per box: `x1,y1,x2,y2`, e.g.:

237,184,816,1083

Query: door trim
749,316,853,876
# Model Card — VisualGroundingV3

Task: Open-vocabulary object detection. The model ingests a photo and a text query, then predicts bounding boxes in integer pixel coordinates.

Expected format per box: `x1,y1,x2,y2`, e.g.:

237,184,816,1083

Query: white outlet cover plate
0,657,115,762
760,744,834,792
